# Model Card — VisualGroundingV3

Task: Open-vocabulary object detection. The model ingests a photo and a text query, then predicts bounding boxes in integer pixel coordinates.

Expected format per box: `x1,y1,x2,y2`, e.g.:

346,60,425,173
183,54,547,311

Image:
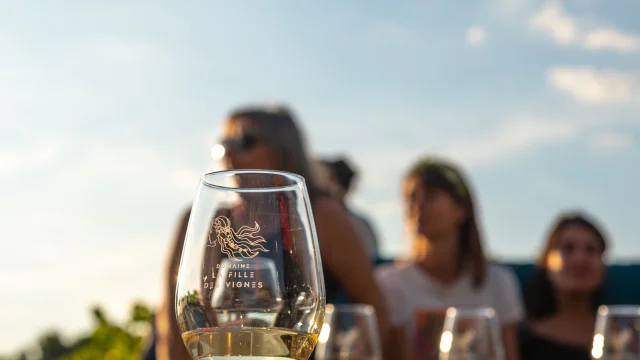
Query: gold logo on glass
209,216,269,261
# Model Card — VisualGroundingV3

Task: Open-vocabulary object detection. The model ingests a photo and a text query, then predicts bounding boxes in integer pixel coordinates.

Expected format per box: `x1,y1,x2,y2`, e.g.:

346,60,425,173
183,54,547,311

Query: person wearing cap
376,156,524,360
319,157,380,261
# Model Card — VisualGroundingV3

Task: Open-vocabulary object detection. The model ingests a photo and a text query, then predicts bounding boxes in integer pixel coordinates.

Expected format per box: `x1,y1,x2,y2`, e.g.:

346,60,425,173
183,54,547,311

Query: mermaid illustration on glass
209,216,270,261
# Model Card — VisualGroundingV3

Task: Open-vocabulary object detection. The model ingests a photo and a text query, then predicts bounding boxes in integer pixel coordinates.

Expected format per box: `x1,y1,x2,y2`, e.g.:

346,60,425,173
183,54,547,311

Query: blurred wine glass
439,307,504,360
176,170,326,360
591,305,640,360
315,304,382,360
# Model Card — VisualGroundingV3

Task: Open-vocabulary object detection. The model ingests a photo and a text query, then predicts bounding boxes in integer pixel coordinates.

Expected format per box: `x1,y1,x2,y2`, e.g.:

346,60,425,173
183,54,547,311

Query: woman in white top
376,156,524,360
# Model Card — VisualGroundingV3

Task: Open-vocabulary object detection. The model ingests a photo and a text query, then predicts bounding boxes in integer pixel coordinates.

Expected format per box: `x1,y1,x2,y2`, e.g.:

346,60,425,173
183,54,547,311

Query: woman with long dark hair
154,104,391,360
376,156,524,360
520,211,608,360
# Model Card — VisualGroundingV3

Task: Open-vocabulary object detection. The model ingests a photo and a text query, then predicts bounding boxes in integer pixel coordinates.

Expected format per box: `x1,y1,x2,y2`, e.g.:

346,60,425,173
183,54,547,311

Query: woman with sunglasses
154,104,391,360
376,157,524,360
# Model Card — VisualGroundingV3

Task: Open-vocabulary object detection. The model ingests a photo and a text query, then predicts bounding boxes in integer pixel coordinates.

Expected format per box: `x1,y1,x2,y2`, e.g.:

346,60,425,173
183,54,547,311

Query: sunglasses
217,134,262,154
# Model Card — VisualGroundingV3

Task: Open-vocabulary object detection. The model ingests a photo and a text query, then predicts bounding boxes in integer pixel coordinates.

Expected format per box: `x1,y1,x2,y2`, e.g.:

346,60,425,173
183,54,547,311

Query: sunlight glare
440,330,453,353
591,334,604,359
211,144,226,160
318,323,331,344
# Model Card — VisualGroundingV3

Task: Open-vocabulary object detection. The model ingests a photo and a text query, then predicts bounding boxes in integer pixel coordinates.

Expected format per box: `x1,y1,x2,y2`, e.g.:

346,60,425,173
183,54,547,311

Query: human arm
503,322,520,360
376,269,413,360
492,265,525,360
312,197,392,358
155,208,192,360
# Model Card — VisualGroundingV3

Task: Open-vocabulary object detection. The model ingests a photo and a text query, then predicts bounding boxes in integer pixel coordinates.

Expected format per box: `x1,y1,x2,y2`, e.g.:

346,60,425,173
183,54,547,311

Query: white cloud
358,117,579,183
32,139,205,195
443,117,577,168
0,235,167,350
356,147,425,191
530,1,577,45
362,22,418,48
547,67,640,105
91,40,149,64
591,132,635,149
466,26,487,47
170,169,203,193
0,139,65,176
530,1,640,53
583,28,640,53
0,135,204,351
492,0,532,13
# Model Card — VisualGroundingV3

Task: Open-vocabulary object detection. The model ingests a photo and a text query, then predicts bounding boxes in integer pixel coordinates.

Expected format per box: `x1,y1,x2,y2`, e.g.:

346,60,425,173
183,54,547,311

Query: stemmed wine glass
176,170,326,360
439,307,504,360
591,305,640,360
314,304,383,360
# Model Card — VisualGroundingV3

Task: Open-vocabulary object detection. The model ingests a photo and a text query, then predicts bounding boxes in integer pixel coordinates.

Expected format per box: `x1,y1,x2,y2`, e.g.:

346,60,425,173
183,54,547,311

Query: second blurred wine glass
591,305,640,360
439,307,504,360
315,304,382,360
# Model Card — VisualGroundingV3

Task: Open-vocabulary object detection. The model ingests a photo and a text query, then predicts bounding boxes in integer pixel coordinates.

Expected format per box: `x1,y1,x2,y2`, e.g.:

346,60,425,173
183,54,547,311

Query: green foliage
1,302,154,360
39,331,78,360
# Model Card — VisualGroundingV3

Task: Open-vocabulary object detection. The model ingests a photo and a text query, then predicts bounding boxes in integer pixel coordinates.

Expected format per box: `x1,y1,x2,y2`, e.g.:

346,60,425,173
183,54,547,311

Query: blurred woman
154,105,391,360
376,156,524,360
519,212,608,360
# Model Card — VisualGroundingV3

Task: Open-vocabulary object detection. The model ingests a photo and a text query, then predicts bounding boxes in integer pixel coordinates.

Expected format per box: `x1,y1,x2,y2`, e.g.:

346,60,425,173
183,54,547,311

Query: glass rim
598,305,640,317
326,303,376,316
201,169,306,192
445,306,496,318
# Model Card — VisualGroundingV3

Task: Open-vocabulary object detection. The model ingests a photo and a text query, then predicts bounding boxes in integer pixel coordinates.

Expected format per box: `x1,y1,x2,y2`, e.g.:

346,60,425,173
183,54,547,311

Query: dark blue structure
375,258,640,305
505,262,640,305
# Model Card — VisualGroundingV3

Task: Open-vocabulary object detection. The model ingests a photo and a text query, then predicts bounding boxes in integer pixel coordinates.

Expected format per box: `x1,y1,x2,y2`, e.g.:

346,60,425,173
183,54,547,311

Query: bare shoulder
169,207,192,263
310,197,361,251
174,207,192,243
312,197,355,234
180,207,192,226
311,197,349,224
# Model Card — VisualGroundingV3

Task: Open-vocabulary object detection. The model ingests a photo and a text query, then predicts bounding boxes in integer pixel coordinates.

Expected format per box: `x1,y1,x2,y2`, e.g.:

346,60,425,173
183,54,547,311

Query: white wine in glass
176,170,326,360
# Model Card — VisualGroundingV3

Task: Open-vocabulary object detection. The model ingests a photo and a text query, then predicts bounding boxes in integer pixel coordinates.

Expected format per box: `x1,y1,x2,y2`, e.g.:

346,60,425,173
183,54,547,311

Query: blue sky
1,0,639,353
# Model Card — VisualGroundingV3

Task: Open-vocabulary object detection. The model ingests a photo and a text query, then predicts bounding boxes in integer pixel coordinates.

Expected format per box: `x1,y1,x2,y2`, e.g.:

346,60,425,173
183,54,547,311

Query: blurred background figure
520,212,608,360
153,104,391,360
317,157,381,261
376,156,524,360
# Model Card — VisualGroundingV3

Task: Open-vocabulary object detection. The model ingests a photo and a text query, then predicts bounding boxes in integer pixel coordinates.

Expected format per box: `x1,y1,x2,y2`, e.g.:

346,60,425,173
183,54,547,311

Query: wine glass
314,304,382,360
591,305,640,360
439,307,504,360
176,170,326,360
